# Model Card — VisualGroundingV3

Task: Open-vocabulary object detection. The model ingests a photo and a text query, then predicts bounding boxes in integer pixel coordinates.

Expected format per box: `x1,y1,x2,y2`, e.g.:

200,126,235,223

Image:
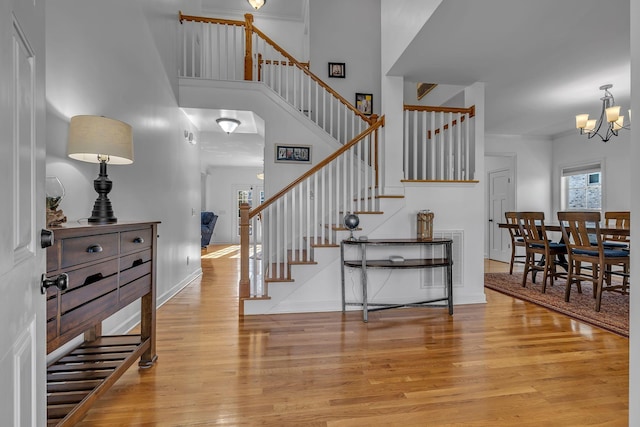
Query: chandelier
575,84,630,143
247,0,266,10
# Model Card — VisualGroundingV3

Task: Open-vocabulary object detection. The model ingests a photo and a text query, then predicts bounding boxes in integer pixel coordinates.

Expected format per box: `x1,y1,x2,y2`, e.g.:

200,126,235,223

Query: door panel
489,169,511,262
0,0,46,425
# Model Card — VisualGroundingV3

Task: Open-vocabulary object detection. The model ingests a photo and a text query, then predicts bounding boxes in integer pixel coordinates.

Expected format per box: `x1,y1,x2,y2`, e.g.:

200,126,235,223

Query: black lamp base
88,160,118,224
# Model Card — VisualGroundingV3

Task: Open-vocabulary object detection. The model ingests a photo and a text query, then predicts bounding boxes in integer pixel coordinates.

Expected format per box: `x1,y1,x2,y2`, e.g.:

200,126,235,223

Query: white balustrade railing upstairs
239,117,384,308
179,12,375,145
403,105,476,181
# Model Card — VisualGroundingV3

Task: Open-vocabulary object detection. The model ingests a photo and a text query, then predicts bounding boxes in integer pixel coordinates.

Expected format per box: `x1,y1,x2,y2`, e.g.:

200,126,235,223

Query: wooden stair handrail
249,115,384,220
250,24,374,125
404,104,475,117
179,11,245,27
179,11,373,125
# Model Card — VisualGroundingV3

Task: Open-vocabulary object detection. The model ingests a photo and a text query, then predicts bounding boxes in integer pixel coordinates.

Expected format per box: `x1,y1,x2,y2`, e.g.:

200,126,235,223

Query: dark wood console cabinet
45,221,159,426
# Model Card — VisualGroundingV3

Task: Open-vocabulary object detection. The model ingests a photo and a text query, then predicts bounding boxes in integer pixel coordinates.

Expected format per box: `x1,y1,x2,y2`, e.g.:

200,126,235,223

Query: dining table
497,221,630,281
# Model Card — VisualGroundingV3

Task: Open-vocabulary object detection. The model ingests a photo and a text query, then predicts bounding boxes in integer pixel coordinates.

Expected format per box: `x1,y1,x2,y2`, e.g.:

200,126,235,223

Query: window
561,163,602,211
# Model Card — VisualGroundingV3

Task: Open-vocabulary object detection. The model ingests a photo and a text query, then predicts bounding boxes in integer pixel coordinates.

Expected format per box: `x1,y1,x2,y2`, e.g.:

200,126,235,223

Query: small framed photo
275,144,312,163
328,62,345,78
355,93,373,115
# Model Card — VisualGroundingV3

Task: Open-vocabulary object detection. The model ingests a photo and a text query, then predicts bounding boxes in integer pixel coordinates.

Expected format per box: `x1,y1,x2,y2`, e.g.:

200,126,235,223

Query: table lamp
67,115,134,224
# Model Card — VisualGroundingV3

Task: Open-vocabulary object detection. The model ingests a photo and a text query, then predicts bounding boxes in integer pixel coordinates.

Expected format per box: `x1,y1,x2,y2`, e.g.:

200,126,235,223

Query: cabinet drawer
119,274,151,306
120,249,151,271
121,259,151,286
60,275,119,314
121,228,152,254
65,259,119,292
47,244,59,273
60,290,118,335
61,233,119,268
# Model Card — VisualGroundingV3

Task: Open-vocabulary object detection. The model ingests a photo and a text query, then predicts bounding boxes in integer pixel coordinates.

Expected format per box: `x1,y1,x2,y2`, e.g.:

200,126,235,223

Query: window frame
559,160,604,213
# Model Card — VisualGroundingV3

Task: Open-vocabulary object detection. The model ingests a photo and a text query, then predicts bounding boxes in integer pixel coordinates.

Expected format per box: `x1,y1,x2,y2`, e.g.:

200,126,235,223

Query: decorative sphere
343,213,360,230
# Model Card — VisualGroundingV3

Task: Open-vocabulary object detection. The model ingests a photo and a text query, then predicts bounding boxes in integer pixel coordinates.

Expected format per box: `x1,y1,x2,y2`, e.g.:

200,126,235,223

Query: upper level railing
239,116,384,306
179,12,375,145
403,105,477,181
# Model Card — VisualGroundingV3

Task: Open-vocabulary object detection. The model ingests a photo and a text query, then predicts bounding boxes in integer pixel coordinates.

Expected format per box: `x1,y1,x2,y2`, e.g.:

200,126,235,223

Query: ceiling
182,108,265,167
390,0,630,138
192,0,631,167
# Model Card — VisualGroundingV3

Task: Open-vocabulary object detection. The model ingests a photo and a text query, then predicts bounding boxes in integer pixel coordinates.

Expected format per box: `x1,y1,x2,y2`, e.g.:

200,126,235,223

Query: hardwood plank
74,250,628,426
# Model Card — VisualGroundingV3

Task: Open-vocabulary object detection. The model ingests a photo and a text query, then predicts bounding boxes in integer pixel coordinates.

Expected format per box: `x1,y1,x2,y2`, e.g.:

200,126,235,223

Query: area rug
484,272,629,337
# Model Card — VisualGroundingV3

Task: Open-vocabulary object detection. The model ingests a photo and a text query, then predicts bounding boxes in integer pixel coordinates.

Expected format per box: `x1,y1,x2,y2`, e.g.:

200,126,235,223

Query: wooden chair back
505,211,522,240
516,211,550,246
557,211,602,253
604,211,630,244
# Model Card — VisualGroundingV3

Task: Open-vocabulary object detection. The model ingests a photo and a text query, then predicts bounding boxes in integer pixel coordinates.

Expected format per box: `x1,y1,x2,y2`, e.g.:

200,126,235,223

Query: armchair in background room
201,211,218,247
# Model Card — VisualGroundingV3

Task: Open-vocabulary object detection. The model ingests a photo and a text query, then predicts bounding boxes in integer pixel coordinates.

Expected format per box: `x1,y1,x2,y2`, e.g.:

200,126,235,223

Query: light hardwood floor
75,248,628,426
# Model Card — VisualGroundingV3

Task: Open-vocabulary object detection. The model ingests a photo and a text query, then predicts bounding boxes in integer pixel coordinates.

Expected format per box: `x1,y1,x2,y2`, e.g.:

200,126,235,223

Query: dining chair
557,211,630,312
504,211,526,275
603,211,630,249
603,211,630,290
516,212,566,293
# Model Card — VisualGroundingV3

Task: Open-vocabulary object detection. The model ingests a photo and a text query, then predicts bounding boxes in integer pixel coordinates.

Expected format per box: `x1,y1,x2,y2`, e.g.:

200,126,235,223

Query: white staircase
178,12,478,314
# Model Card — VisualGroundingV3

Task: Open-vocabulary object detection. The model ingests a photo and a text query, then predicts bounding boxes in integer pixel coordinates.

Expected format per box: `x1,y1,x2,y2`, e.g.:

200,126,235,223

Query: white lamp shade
613,115,625,130
216,118,241,134
584,119,597,132
605,105,621,123
575,114,589,129
67,115,134,164
247,0,266,10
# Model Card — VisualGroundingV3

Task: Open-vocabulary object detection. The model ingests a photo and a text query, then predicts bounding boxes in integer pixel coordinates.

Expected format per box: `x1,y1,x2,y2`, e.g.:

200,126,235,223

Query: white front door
0,0,46,425
488,168,511,262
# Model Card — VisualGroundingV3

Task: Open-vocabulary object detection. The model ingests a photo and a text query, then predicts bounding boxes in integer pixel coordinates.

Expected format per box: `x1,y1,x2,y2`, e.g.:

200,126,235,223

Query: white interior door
0,0,46,425
488,168,511,262
232,185,264,244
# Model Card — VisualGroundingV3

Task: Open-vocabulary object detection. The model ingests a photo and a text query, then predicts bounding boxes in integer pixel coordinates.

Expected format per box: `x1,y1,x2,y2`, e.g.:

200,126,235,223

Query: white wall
551,131,631,213
380,0,442,74
45,0,201,335
204,166,263,244
485,134,554,214
179,79,340,199
309,0,382,116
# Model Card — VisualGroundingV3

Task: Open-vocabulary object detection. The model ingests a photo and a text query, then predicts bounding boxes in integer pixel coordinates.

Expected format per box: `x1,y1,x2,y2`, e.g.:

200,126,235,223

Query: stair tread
264,278,295,283
241,296,271,301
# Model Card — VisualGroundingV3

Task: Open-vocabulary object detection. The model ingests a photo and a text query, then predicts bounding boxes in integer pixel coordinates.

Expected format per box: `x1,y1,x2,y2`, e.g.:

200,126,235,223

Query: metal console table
340,238,453,322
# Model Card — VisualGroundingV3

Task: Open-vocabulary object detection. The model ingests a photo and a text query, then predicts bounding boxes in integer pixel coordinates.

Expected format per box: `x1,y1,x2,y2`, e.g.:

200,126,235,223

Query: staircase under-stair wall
178,12,488,316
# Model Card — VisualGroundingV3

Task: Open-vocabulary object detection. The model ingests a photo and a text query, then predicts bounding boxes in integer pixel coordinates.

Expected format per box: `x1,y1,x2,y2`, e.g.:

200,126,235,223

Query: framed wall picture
275,144,312,163
328,62,345,78
355,93,373,116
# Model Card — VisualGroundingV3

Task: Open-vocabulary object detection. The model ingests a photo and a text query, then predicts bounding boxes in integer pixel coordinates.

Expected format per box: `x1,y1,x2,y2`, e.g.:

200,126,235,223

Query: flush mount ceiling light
216,118,241,134
575,84,631,143
247,0,266,10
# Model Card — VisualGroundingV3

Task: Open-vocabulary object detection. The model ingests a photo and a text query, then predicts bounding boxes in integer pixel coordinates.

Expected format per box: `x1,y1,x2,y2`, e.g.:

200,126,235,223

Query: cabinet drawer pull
87,244,103,253
133,237,144,244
